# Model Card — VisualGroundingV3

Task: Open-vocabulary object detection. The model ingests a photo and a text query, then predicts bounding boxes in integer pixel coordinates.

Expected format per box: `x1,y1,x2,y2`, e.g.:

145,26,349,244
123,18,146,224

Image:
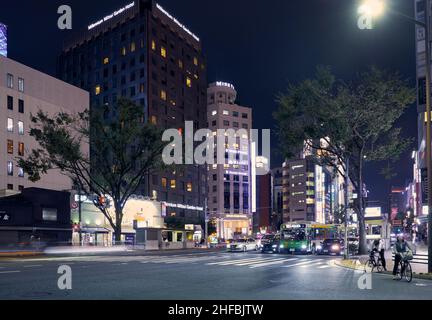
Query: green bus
279,222,340,254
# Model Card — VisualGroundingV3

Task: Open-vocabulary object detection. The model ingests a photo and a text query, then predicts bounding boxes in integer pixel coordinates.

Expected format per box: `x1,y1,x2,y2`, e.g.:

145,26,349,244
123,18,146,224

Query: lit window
161,46,167,58
7,118,13,132
7,161,13,176
160,90,167,101
18,142,24,157
161,178,167,188
223,110,229,116
193,57,198,66
186,77,192,88
6,73,13,88
95,85,101,95
170,179,176,189
18,121,24,135
178,60,183,69
130,42,136,52
151,115,157,125
212,110,217,116
187,183,193,192
103,57,109,65
7,140,13,154
121,47,127,56
18,78,24,92
151,40,156,51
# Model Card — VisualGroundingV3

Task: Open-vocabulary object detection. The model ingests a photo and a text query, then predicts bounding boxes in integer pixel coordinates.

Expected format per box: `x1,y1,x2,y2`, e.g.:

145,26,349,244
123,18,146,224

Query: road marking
249,258,299,268
23,265,43,268
300,262,324,268
236,258,286,266
0,271,21,274
318,265,331,269
207,257,266,266
282,259,319,268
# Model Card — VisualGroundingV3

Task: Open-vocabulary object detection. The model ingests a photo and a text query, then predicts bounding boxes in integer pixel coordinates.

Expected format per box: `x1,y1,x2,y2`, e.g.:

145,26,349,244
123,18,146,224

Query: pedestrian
378,238,387,271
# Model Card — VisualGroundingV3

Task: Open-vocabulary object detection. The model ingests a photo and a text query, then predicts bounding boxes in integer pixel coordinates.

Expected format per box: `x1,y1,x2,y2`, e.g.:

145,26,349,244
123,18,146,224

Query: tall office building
207,82,253,240
272,167,284,230
0,55,89,195
58,0,208,225
0,22,7,57
254,156,272,234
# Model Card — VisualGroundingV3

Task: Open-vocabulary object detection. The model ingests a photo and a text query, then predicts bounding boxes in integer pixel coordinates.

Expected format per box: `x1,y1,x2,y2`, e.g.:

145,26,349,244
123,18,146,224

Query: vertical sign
0,23,7,57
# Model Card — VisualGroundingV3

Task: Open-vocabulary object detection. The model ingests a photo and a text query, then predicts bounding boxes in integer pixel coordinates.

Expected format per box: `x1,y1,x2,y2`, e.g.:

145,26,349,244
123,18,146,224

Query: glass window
7,140,13,154
161,47,167,58
130,42,136,52
223,110,229,116
161,178,167,188
7,118,13,132
170,179,176,189
7,161,13,176
95,85,101,95
18,121,24,135
186,183,193,192
186,77,192,88
151,40,156,51
18,78,24,92
103,57,109,65
18,142,24,156
7,73,13,88
160,90,167,101
18,168,24,178
7,96,13,110
193,57,198,66
18,99,24,113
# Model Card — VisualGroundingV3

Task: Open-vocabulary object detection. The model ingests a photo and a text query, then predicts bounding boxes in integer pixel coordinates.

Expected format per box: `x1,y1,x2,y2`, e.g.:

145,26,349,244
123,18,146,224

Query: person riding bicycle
392,235,413,280
370,239,387,271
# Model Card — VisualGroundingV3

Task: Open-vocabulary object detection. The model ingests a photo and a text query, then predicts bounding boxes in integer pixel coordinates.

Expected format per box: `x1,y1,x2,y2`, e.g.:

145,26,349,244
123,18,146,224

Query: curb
333,259,432,281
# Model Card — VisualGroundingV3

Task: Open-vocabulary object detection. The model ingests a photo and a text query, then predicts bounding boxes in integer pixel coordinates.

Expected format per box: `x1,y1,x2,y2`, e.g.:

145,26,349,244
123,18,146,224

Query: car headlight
316,245,322,250
301,245,307,249
332,245,340,250
272,245,277,248
279,245,284,249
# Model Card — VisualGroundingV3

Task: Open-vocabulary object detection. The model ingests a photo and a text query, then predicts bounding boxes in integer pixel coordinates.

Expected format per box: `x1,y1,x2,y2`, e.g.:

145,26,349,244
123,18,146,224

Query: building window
223,110,229,116
103,57,109,65
186,77,192,88
18,142,24,156
242,123,249,129
7,184,13,190
121,47,127,56
18,185,24,191
151,115,157,125
211,110,217,116
95,85,101,95
170,179,176,189
178,60,183,69
242,113,248,119
160,90,167,101
18,168,24,178
18,121,24,135
161,178,167,188
130,42,136,52
223,120,230,126
151,40,156,51
18,78,24,92
161,46,167,58
7,140,13,154
7,96,13,110
193,57,198,66
18,99,24,113
7,118,13,132
6,73,13,88
186,183,193,192
7,161,13,176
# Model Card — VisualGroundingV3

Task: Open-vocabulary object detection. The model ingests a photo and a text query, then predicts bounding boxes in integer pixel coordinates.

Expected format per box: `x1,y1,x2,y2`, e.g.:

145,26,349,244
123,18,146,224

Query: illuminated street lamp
357,0,432,273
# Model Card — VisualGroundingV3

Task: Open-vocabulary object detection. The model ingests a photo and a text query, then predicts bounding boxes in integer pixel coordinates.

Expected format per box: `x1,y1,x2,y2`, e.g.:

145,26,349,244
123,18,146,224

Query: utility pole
78,185,82,246
344,157,350,260
204,197,208,248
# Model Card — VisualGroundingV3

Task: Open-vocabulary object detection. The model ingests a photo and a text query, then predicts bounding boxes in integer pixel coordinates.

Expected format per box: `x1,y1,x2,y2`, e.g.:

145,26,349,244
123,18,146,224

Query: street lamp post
358,0,432,273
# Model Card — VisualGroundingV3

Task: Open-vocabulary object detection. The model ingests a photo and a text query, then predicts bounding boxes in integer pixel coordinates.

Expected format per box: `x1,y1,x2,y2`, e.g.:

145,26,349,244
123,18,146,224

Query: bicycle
394,254,413,283
364,250,384,273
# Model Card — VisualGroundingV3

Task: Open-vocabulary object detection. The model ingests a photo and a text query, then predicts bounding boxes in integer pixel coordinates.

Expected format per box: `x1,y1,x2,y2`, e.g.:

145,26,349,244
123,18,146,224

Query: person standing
378,238,387,271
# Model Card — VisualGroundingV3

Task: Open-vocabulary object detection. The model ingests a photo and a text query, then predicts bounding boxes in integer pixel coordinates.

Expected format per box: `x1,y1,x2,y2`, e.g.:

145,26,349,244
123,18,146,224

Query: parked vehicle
226,238,257,252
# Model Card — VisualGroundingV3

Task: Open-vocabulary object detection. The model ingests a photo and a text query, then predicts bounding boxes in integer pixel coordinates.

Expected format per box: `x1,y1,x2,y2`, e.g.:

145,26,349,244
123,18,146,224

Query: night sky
0,0,418,211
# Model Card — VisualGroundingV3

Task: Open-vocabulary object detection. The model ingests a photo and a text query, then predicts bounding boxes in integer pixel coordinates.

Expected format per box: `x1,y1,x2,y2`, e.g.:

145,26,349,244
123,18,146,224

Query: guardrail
392,253,428,265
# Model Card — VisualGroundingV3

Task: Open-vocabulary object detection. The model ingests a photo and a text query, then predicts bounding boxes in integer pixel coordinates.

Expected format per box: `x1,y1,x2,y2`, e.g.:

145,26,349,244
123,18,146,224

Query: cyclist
392,235,412,280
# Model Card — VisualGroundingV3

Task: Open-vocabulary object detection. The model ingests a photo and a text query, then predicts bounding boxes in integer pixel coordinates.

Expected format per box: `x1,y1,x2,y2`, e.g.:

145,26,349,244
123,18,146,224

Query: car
226,238,257,252
261,234,280,253
256,234,276,251
319,239,345,256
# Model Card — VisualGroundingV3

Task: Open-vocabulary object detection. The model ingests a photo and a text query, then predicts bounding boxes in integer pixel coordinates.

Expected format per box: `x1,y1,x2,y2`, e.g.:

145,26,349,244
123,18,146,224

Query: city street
0,251,431,300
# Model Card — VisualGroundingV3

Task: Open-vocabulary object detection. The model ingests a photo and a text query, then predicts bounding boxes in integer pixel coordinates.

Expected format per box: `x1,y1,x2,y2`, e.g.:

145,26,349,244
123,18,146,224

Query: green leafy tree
18,98,166,242
274,66,415,254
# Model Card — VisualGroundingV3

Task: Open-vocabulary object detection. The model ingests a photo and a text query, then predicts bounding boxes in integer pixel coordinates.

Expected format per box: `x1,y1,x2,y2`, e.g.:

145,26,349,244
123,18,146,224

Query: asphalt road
0,251,431,300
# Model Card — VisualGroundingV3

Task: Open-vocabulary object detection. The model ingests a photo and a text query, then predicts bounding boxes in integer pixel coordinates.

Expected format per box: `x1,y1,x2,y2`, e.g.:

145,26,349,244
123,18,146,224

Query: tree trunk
113,202,123,245
357,156,368,255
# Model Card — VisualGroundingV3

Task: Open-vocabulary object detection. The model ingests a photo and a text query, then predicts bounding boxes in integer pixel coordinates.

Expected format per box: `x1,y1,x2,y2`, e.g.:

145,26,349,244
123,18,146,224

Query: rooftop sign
88,2,135,30
156,3,200,42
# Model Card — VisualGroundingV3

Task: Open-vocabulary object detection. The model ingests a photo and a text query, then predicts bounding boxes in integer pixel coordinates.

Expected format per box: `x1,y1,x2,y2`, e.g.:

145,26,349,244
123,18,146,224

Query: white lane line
300,262,324,268
23,265,43,268
282,259,320,268
236,258,284,266
207,257,267,266
0,271,21,274
249,258,300,269
318,265,331,269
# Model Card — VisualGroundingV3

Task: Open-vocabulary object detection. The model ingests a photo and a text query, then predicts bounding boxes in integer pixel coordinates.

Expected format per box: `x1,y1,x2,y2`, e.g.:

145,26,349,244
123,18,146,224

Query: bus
279,222,340,254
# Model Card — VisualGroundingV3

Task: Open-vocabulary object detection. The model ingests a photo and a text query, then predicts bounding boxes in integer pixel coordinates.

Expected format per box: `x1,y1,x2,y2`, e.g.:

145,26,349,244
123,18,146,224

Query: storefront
216,214,252,240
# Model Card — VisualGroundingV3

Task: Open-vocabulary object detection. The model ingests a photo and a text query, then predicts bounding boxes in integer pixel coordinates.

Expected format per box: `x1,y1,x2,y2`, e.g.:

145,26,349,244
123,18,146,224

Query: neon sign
88,2,135,30
156,4,200,42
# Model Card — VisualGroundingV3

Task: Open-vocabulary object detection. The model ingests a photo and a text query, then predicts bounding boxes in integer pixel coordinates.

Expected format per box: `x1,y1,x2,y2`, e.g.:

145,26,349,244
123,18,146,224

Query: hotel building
58,0,208,226
207,82,254,240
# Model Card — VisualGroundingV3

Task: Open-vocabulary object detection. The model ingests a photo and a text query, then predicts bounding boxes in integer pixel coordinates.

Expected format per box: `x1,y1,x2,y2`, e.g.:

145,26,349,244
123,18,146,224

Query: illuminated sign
365,207,382,218
0,23,7,57
156,4,200,42
215,81,235,90
88,2,135,30
164,202,204,211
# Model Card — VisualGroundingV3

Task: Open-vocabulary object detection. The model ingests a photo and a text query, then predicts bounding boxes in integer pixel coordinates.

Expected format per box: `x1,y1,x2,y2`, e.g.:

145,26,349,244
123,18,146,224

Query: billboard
0,23,7,57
